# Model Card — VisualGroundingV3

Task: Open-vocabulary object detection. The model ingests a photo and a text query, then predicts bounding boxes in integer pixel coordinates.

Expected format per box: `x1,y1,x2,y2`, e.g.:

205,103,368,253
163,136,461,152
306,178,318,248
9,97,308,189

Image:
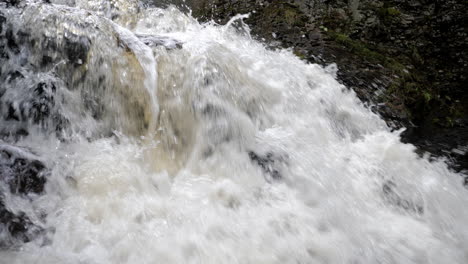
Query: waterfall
0,1,467,263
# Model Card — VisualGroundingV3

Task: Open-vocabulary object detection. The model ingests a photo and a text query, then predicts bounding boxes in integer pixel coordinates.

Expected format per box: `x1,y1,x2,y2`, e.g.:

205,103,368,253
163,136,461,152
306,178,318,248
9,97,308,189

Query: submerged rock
136,34,183,49
62,33,91,67
0,67,68,140
382,180,424,215
0,202,43,249
248,151,288,182
0,144,47,195
0,143,48,248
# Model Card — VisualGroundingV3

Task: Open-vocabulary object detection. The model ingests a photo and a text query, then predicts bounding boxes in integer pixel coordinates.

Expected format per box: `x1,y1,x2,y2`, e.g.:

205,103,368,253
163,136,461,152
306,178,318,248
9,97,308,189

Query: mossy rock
327,31,406,75
263,2,307,28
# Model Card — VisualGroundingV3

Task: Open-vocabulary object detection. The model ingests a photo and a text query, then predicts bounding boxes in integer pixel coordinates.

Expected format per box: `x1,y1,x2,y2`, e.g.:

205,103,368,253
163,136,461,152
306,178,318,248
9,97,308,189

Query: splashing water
0,1,467,263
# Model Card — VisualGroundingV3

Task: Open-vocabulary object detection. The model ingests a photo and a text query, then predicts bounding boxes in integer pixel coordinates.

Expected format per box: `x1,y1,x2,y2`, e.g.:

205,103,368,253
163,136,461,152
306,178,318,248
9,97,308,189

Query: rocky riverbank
170,0,468,176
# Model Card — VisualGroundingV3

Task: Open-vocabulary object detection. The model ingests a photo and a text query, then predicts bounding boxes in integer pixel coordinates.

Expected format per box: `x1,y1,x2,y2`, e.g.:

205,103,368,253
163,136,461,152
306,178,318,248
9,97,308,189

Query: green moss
445,117,455,127
383,70,465,127
422,91,432,103
293,49,306,60
387,8,401,17
328,32,406,75
264,2,306,27
378,7,401,24
284,8,299,25
379,7,401,18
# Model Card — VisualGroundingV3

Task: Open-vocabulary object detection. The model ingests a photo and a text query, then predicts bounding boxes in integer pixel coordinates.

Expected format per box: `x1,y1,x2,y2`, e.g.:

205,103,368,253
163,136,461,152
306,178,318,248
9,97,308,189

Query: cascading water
0,1,467,263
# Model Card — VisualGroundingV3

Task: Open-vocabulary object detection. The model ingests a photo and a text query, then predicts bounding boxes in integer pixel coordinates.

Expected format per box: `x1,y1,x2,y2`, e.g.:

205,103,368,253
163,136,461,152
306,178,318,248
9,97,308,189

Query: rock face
0,3,157,139
178,0,468,174
0,143,48,249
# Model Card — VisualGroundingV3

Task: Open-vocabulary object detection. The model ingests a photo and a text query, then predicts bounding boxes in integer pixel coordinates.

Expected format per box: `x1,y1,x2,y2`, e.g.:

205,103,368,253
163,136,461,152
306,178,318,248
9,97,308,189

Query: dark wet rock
248,151,288,182
0,13,75,138
36,29,91,68
0,200,44,248
5,70,24,83
0,11,6,62
0,0,22,7
5,28,20,54
0,11,5,33
0,74,66,139
0,0,49,7
0,203,44,247
136,34,183,49
63,32,91,66
0,144,47,196
29,81,57,124
0,8,73,137
6,103,19,121
0,143,48,248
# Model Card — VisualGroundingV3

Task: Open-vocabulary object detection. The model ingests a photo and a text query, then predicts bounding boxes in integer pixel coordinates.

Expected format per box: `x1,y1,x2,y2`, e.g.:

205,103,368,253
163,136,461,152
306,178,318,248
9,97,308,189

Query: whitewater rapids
1,1,467,263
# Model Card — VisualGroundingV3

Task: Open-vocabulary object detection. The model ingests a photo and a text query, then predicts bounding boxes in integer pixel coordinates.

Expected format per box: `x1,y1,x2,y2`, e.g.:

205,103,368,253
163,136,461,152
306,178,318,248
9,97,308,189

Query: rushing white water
1,1,468,263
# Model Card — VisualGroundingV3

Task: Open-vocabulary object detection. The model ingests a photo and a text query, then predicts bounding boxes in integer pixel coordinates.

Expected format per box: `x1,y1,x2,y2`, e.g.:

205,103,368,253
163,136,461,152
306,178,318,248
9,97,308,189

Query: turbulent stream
0,1,467,263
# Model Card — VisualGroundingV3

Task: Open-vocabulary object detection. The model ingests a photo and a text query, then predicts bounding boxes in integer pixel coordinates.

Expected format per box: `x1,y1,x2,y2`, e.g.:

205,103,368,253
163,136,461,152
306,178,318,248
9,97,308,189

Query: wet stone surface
0,143,48,249
248,151,288,182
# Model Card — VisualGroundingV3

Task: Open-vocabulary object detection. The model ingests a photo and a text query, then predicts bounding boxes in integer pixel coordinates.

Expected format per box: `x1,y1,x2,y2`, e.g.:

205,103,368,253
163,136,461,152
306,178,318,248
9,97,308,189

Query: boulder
0,3,157,139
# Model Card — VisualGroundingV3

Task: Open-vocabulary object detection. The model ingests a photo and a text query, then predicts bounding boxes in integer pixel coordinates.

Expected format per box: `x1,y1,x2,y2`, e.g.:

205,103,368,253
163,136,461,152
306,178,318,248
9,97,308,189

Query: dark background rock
0,143,48,248
0,0,22,7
